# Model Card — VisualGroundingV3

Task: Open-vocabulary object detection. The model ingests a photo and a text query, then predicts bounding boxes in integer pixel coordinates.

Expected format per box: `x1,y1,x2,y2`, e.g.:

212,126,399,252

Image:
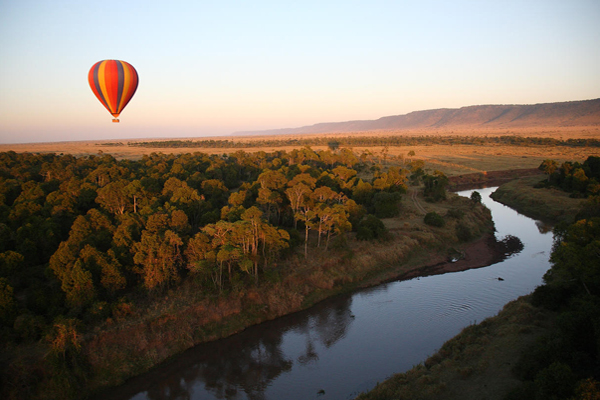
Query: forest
0,147,441,356
538,155,600,198
504,158,600,399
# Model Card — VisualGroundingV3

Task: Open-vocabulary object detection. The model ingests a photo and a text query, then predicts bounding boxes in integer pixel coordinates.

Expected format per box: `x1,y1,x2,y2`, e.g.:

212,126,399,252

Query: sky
0,0,599,144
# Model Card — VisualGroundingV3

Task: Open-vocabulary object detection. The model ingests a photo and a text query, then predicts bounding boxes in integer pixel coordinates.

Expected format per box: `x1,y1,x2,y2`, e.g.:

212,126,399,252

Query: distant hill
234,98,600,136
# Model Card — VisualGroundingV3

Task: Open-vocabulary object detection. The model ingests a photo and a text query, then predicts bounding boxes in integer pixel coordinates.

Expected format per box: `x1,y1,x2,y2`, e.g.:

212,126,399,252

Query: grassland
490,176,585,223
1,127,598,177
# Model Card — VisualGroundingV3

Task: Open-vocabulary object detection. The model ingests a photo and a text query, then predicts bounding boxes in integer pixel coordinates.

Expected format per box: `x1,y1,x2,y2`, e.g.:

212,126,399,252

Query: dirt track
410,189,427,215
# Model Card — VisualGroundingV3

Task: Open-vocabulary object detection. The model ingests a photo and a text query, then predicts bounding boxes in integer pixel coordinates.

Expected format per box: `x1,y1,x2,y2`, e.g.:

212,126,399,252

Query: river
107,187,554,400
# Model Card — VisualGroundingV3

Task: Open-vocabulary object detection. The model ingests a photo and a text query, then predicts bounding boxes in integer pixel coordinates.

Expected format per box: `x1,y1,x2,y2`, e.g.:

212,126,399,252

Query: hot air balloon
88,60,138,123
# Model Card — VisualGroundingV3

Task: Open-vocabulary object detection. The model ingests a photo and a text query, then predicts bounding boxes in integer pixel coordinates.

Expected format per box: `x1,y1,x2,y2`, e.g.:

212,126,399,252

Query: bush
424,212,445,227
356,215,388,241
372,192,401,218
470,191,482,203
531,284,573,311
446,208,465,219
455,222,473,242
534,362,576,400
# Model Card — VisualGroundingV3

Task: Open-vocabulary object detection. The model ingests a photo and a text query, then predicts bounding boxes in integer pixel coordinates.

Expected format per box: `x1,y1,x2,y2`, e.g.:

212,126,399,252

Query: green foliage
424,212,445,227
43,319,89,400
534,362,576,400
0,148,416,398
423,171,448,202
540,156,600,197
445,208,465,219
0,277,16,326
356,215,388,241
327,140,340,152
372,191,401,218
470,191,482,203
127,135,600,150
509,215,600,400
455,222,473,242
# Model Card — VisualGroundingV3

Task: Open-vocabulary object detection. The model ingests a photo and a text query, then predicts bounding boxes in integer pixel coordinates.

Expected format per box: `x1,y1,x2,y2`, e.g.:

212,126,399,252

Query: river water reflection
110,187,554,400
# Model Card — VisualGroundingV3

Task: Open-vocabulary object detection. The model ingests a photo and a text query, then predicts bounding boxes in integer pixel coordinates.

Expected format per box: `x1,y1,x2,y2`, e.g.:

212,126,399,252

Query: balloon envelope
88,60,138,122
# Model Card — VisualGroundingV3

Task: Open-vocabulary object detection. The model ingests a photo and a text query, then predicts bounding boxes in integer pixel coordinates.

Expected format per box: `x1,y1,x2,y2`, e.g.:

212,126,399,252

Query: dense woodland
538,156,600,198
102,135,600,149
506,162,600,399
0,147,439,350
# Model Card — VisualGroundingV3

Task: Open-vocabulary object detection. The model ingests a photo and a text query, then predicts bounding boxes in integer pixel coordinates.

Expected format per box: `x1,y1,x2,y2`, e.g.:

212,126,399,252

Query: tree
125,179,146,213
540,159,559,182
257,187,282,224
356,215,387,241
352,179,374,206
78,245,125,296
45,319,88,399
546,217,600,295
423,171,448,202
201,220,235,289
373,192,401,218
257,169,288,191
185,232,215,273
133,217,184,292
0,277,16,326
163,177,202,204
327,140,340,152
96,179,130,215
61,260,96,310
285,183,312,229
325,204,351,250
141,231,182,291
470,191,482,203
424,212,445,227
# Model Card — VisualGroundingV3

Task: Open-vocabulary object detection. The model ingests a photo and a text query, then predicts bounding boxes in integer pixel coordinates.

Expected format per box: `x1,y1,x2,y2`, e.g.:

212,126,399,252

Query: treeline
504,159,600,398
0,147,439,351
118,135,600,149
538,156,600,198
507,205,600,399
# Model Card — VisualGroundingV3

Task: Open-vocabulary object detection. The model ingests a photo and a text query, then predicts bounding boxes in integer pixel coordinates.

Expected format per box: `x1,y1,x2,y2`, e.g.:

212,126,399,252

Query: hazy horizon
1,0,599,144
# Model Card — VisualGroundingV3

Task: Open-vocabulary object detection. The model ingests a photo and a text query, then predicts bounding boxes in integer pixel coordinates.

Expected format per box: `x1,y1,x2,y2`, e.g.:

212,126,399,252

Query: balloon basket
112,119,120,123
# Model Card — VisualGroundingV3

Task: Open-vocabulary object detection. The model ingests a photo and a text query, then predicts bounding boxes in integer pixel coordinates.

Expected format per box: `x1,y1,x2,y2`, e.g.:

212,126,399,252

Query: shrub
531,284,573,311
534,362,576,400
455,222,473,242
470,191,482,203
373,192,401,218
424,212,445,227
356,215,388,241
446,208,465,219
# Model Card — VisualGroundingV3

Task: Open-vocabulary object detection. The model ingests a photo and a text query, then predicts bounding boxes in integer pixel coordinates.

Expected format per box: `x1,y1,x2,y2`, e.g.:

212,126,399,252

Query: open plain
1,126,598,177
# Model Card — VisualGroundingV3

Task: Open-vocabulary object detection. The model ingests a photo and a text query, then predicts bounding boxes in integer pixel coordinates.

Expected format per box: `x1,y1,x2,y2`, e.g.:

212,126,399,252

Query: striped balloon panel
88,60,138,118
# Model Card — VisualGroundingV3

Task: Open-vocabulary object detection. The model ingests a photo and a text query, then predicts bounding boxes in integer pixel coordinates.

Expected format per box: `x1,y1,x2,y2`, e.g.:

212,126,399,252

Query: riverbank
355,295,557,400
79,191,498,399
356,176,587,400
490,175,584,224
447,168,544,191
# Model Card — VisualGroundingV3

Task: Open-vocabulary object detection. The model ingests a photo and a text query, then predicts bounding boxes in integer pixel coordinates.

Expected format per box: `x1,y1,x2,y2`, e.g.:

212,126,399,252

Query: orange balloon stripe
88,60,138,119
105,61,119,115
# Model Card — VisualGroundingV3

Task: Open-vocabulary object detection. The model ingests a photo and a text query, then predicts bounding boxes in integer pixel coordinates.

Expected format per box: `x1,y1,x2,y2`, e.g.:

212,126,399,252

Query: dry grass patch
491,176,584,223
